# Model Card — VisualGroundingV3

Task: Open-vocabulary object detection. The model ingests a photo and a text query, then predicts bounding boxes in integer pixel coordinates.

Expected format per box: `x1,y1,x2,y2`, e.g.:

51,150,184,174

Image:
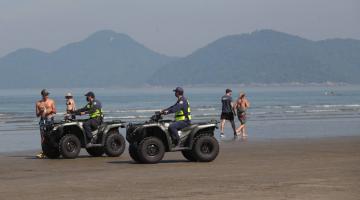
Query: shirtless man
234,92,250,137
35,89,57,158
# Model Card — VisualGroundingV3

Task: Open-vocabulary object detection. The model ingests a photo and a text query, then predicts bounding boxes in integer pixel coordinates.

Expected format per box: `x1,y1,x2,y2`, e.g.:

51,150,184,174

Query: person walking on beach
220,89,237,138
35,89,57,158
234,92,250,137
65,92,76,120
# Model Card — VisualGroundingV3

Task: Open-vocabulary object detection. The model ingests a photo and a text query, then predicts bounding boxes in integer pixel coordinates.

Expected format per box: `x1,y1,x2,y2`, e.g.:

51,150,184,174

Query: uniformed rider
73,91,103,146
161,87,191,146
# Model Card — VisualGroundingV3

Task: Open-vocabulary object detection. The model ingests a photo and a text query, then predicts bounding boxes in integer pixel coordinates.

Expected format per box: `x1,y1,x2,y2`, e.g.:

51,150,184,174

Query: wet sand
0,137,359,200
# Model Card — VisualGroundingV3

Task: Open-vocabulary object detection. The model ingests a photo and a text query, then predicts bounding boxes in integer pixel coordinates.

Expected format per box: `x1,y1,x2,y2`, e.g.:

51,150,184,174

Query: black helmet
85,91,95,98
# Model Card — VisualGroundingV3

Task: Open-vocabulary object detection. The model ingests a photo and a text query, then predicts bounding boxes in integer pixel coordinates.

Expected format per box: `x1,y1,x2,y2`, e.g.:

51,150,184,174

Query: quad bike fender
188,124,217,147
52,122,86,146
52,122,84,136
103,123,125,134
139,124,173,151
100,123,125,143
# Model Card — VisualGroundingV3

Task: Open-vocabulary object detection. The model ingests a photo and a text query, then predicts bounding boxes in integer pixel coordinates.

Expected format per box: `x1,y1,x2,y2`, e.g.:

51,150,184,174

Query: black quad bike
41,118,126,159
126,112,219,164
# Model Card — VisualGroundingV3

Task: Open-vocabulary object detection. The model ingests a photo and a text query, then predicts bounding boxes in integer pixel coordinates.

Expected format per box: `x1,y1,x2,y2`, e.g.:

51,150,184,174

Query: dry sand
0,137,359,200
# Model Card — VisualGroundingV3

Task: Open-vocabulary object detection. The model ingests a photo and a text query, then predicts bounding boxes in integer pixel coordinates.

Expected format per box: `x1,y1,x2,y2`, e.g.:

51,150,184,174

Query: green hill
0,30,177,88
1,29,359,88
149,30,360,85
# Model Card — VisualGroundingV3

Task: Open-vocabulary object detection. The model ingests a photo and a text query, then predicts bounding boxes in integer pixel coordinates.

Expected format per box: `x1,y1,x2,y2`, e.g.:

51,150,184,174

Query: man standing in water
235,92,250,137
220,89,237,138
35,89,57,158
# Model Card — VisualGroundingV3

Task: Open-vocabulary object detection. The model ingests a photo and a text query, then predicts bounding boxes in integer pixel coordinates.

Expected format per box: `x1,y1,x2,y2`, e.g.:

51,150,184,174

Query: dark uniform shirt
221,95,233,113
165,96,190,120
75,99,102,118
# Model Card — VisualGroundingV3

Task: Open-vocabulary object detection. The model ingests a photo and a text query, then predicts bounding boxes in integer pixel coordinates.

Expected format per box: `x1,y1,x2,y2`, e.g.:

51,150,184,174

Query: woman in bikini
234,92,250,137
65,93,76,120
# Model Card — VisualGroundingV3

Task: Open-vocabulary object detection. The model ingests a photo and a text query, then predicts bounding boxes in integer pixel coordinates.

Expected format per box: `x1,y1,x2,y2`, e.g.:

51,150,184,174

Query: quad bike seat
90,123,106,134
97,124,106,133
180,124,198,132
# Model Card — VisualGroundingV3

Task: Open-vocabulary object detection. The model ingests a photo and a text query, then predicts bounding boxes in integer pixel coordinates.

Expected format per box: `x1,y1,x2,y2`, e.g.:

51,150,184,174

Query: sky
0,0,359,57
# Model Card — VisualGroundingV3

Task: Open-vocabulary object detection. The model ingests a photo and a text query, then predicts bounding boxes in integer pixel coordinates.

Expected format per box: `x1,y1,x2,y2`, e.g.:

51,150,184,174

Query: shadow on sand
107,159,190,165
7,155,191,165
8,155,119,160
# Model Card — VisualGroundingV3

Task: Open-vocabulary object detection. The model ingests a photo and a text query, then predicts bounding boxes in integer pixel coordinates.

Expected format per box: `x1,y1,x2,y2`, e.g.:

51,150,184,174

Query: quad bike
41,117,126,159
126,112,219,164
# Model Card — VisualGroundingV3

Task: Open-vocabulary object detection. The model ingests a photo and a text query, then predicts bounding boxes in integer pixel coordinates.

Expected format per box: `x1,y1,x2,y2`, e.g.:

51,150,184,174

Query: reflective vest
175,100,192,121
87,103,103,119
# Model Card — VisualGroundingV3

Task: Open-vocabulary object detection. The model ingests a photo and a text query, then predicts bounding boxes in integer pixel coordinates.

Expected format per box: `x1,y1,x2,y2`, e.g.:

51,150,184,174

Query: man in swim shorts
35,89,57,158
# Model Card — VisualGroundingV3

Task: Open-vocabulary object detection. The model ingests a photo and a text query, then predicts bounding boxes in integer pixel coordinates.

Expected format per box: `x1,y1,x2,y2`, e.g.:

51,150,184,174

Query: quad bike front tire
42,140,60,159
86,146,105,157
137,137,165,164
104,129,126,157
192,134,219,162
129,143,141,163
59,134,81,159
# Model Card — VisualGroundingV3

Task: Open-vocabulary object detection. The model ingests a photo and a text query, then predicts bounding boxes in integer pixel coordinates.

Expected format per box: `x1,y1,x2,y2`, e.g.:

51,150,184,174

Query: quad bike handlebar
150,111,163,122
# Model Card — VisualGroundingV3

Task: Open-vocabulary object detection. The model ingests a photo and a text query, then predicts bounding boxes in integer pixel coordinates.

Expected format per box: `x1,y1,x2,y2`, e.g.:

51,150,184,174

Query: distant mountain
149,30,360,85
0,30,177,88
2,29,360,88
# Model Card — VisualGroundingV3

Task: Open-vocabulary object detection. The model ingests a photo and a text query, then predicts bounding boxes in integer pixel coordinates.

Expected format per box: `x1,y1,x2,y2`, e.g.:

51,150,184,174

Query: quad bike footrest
171,147,191,151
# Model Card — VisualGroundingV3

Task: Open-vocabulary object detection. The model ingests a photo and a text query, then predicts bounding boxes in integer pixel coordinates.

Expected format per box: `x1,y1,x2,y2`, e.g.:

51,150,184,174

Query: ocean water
0,85,360,152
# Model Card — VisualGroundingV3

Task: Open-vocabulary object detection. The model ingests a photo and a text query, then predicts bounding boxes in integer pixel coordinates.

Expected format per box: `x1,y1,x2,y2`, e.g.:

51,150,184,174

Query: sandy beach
0,136,359,200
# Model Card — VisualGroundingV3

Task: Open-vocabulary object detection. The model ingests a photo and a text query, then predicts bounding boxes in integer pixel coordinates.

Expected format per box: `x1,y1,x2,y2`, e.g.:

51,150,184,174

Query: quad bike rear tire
86,147,104,157
104,129,126,157
181,150,197,162
192,134,219,162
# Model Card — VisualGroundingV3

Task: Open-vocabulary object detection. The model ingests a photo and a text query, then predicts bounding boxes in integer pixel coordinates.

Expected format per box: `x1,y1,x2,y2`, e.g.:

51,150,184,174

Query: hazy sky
0,0,359,57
